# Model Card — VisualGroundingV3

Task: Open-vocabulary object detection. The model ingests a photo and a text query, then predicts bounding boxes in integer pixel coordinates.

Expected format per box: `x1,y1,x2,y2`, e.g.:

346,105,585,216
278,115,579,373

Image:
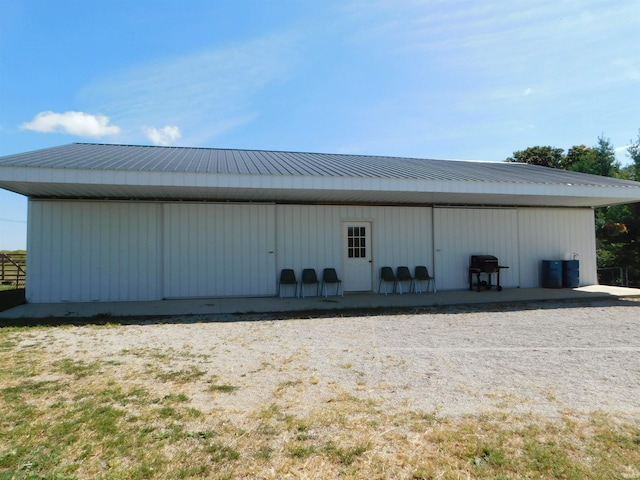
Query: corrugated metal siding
163,203,276,298
275,205,433,291
24,200,598,303
275,205,341,276
27,200,161,302
517,208,596,287
433,208,520,290
369,206,433,278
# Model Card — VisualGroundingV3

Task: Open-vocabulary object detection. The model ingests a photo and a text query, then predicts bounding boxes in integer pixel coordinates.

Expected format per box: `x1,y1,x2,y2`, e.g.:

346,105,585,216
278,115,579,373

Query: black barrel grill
468,255,509,292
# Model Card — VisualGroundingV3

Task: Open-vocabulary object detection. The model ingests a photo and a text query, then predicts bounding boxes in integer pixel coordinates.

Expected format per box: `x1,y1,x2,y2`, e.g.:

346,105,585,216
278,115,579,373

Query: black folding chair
378,266,397,295
321,268,343,297
414,266,436,293
396,266,415,294
278,269,298,298
300,268,320,298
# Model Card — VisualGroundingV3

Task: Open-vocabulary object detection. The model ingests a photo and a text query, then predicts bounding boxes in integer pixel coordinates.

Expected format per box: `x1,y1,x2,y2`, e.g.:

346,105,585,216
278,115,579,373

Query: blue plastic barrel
562,260,580,288
542,260,562,288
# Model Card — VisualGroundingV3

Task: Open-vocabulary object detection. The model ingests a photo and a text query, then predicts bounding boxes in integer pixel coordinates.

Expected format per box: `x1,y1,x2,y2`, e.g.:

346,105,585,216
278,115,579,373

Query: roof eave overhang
1,166,640,208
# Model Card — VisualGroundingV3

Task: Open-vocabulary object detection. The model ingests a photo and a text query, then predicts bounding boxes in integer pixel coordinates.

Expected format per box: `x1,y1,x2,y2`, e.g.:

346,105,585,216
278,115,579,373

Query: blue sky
1,0,639,250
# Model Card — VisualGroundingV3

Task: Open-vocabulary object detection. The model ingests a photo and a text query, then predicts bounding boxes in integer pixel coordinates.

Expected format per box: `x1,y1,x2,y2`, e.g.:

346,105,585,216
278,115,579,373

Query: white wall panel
433,208,520,290
517,208,596,287
27,200,161,303
276,205,342,275
163,203,276,298
370,206,433,278
276,205,433,292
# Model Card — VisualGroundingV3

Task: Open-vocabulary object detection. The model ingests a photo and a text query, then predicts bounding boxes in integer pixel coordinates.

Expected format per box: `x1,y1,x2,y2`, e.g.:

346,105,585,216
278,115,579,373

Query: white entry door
342,222,372,292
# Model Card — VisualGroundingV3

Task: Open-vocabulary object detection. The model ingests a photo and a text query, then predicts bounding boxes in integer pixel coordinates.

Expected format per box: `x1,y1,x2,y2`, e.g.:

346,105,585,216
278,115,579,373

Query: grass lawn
0,285,19,291
1,323,639,480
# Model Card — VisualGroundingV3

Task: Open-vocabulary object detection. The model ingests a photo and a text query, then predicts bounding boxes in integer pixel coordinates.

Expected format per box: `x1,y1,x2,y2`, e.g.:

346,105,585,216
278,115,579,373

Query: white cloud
144,125,181,146
523,87,533,96
20,111,121,137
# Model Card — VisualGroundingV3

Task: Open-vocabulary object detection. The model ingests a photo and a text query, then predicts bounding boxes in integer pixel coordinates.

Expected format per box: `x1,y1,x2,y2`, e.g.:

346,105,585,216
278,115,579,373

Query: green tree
626,129,640,181
567,135,619,177
587,135,635,285
610,131,640,283
594,134,619,177
505,146,565,168
565,144,595,171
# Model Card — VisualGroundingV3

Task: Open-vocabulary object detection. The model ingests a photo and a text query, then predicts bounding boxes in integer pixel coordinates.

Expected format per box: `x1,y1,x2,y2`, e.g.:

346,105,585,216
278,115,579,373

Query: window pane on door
347,226,367,258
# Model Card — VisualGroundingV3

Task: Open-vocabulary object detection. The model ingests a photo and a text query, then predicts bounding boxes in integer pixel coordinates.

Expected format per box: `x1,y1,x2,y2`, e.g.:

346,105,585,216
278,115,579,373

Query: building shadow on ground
0,288,25,313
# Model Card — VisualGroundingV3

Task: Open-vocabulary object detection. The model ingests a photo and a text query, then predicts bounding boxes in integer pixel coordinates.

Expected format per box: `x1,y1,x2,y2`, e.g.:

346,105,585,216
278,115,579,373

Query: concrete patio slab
1,285,639,320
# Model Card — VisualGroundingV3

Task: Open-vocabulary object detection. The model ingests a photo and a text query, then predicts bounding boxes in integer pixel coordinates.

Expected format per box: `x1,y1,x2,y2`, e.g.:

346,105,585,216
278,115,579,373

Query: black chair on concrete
321,268,343,297
396,266,415,294
414,265,436,293
278,269,298,298
378,266,397,295
300,268,320,298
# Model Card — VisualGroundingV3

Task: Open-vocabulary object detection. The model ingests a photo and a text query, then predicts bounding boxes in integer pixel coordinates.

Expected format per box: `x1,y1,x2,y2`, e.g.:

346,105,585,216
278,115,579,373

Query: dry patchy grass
1,325,639,480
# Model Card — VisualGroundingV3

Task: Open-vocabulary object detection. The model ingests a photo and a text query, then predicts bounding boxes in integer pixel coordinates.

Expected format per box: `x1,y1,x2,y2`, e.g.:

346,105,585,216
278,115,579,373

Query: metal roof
1,142,640,207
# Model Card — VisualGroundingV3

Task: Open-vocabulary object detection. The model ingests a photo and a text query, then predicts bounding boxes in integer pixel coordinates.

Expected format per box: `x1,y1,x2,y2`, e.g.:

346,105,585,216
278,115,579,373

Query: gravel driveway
15,298,640,420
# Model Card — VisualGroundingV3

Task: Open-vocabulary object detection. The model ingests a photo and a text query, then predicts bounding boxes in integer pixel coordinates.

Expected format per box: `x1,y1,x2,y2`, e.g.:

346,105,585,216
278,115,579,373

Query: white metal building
1,143,640,303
